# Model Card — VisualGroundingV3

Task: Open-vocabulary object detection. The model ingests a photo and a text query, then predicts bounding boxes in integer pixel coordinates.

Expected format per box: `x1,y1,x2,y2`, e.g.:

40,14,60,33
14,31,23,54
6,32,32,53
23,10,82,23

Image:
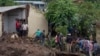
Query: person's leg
20,30,23,37
23,30,26,37
16,28,20,36
58,42,62,51
89,50,93,56
19,29,21,37
41,37,45,45
34,36,38,42
71,45,74,52
66,43,71,52
18,28,23,37
40,36,42,45
86,51,90,56
25,30,27,36
84,50,89,56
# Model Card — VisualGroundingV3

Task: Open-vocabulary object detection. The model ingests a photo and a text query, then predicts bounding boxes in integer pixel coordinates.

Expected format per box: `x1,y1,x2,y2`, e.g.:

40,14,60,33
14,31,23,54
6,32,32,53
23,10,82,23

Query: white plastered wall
0,14,2,36
28,6,48,37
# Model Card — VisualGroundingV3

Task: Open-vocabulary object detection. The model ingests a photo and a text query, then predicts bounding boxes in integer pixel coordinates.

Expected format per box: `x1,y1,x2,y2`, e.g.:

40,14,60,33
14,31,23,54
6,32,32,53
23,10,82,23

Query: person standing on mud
93,41,100,56
22,21,28,37
55,32,63,51
19,20,23,37
59,33,65,51
83,39,93,56
15,19,21,36
66,33,72,52
33,29,42,42
40,30,45,45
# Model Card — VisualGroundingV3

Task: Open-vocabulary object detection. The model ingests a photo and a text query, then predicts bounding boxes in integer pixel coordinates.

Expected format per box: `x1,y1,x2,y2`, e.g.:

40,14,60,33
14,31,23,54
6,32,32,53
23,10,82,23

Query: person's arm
32,32,36,38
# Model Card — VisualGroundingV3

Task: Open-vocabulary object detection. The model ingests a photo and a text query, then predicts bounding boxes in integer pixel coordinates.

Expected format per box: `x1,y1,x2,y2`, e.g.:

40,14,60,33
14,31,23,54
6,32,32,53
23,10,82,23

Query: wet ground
0,35,53,56
0,30,100,56
0,34,81,56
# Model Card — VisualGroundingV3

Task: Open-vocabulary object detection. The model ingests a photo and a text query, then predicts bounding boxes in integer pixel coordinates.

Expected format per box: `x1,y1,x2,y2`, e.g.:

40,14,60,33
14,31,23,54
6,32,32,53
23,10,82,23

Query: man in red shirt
16,19,21,36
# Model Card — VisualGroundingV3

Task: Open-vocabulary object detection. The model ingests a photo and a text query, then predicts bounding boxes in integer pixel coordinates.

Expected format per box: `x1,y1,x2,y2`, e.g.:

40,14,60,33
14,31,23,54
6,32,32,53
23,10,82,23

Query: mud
0,35,53,56
0,35,86,56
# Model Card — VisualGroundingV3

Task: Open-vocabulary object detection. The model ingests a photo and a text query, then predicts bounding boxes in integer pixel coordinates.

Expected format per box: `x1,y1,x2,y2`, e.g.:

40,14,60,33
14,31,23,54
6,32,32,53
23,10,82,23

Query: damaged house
0,5,48,37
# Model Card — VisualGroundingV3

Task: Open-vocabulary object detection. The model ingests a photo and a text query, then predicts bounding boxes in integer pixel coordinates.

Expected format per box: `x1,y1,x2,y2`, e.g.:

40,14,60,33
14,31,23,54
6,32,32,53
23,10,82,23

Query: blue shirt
78,39,84,49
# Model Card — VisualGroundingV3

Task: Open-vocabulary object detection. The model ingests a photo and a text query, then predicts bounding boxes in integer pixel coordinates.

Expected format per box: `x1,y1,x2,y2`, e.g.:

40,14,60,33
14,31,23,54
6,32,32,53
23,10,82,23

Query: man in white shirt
22,22,28,36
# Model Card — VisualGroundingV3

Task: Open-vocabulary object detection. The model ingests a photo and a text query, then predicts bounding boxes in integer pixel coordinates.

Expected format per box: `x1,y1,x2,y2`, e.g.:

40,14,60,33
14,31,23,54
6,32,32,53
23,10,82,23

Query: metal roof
0,5,26,13
14,1,45,4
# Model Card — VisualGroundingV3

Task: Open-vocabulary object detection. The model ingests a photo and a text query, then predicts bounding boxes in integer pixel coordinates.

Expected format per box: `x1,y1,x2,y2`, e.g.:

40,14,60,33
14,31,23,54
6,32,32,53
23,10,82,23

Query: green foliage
0,0,15,6
45,38,56,47
77,1,100,36
46,0,100,37
55,26,67,35
46,0,78,27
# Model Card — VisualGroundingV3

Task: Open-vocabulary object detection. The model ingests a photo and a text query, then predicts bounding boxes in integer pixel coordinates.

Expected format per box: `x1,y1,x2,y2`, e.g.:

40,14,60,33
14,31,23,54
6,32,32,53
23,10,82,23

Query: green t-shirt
35,30,42,37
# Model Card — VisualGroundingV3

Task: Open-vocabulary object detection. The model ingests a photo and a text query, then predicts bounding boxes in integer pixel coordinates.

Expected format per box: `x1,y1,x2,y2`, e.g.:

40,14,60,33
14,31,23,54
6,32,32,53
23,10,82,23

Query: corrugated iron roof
14,1,45,4
0,5,26,13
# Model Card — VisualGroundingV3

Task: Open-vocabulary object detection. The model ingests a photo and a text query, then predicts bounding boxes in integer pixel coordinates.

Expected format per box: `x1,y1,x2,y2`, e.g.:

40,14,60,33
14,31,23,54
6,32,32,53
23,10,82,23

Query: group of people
31,26,100,56
34,29,45,45
66,33,100,56
14,20,100,56
15,19,28,37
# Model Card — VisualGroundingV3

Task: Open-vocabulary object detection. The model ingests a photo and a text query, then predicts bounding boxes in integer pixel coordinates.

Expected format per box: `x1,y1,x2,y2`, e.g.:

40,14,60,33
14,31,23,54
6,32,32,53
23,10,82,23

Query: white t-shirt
22,24,28,30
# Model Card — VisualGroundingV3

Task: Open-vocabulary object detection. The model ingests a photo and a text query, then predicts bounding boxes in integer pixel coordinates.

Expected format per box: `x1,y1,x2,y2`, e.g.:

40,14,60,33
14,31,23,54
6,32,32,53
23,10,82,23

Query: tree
46,0,78,35
46,0,100,38
77,1,100,39
0,0,15,6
